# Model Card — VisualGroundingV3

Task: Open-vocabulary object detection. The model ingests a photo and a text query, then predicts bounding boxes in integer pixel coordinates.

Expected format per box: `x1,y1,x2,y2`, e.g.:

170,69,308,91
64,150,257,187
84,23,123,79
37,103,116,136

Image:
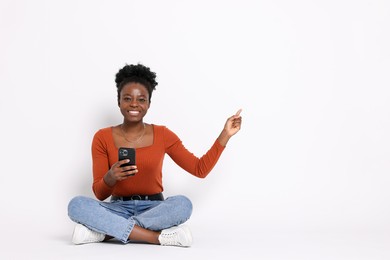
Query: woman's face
119,82,150,122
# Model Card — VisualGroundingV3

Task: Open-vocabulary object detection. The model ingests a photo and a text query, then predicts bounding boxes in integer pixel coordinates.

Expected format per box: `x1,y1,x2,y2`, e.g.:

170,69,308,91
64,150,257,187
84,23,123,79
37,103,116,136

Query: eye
123,97,131,102
138,98,147,103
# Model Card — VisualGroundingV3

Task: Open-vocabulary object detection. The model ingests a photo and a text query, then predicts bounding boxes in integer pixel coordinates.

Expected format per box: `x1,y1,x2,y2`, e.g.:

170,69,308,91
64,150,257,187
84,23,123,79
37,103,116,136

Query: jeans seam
121,221,135,243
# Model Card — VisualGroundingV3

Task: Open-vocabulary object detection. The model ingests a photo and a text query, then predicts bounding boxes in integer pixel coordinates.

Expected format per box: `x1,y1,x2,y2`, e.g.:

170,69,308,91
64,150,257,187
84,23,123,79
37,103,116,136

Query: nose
130,99,138,107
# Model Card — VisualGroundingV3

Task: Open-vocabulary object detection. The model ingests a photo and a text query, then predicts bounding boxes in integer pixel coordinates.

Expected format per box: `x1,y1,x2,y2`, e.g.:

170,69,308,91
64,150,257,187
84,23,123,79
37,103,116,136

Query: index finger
118,159,130,166
235,109,242,116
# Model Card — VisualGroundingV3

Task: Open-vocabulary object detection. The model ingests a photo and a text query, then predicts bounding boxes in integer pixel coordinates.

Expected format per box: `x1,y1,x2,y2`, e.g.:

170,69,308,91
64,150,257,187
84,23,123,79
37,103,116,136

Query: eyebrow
122,94,146,97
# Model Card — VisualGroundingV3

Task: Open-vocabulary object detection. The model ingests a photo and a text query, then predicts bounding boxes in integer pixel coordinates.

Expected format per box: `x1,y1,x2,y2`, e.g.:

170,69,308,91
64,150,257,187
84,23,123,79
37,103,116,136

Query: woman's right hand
104,159,138,186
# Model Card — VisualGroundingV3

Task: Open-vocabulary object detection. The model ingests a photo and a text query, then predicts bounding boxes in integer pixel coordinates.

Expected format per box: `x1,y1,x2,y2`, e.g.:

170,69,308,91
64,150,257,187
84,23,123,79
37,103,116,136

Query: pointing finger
235,109,242,116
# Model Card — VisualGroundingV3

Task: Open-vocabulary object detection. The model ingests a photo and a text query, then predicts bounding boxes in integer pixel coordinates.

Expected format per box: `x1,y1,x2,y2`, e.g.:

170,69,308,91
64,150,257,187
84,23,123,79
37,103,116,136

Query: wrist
217,129,230,147
104,170,116,187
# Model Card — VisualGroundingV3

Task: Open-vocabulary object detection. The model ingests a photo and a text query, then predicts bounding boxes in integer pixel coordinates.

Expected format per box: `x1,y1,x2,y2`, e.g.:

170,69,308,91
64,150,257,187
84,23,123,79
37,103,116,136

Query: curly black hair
115,63,158,104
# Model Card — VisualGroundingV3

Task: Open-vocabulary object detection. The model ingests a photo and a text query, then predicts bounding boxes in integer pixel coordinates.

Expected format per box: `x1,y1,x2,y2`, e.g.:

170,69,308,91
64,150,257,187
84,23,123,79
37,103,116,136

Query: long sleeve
91,129,114,200
163,127,226,178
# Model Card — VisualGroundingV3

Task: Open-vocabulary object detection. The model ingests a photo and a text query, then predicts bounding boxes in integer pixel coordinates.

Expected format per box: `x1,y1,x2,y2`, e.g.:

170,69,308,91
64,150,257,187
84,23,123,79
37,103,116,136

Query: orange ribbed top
91,124,225,200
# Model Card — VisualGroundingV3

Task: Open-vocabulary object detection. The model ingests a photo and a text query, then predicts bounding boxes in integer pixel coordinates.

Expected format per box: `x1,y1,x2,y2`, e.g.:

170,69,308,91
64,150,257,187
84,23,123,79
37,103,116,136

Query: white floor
2,185,389,260
4,219,390,260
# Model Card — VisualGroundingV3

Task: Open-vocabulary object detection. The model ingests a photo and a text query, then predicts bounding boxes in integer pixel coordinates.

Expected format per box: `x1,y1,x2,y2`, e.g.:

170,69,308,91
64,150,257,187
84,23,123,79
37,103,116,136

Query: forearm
217,129,231,147
92,177,114,201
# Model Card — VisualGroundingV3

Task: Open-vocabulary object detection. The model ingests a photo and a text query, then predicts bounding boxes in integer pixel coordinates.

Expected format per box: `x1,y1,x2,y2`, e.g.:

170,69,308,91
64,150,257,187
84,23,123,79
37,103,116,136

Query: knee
67,195,89,219
169,195,193,218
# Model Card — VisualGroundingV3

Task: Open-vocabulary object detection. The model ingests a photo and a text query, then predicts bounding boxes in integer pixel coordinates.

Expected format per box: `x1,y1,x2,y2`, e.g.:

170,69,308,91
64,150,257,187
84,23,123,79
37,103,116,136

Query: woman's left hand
224,109,242,137
217,109,243,147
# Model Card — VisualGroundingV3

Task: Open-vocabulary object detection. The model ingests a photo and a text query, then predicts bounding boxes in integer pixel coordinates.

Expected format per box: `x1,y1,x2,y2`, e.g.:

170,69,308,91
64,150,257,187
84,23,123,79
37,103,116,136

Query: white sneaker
72,223,105,245
158,225,193,247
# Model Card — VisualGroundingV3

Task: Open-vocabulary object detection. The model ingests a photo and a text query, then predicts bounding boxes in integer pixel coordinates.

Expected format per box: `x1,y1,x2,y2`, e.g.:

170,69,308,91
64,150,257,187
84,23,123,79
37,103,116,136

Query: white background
1,0,390,259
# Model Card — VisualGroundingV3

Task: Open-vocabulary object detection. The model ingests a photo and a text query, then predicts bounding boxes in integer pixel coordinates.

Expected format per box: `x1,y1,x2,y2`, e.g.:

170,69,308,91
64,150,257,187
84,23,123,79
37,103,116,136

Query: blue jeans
67,195,193,243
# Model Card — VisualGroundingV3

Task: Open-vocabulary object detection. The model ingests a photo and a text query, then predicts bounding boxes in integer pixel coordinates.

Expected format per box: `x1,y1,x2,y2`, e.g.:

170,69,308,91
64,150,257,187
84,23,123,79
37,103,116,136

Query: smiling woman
66,63,242,247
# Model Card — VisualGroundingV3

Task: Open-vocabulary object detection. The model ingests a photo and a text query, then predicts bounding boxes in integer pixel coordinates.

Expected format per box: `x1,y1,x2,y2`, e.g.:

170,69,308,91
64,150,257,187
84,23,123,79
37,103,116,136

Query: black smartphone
118,147,136,175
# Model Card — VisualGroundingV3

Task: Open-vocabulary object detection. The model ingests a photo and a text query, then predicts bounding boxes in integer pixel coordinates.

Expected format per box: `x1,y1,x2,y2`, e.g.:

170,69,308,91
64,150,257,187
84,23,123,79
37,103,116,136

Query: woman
67,63,242,247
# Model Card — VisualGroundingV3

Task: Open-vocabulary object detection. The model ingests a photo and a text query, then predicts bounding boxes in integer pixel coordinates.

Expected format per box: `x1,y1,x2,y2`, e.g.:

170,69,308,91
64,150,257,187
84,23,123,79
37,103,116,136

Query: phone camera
120,149,128,156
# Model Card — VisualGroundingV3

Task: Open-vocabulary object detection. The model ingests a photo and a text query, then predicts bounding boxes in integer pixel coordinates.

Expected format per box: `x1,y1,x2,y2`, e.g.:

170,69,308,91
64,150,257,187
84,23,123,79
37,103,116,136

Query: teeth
129,111,139,115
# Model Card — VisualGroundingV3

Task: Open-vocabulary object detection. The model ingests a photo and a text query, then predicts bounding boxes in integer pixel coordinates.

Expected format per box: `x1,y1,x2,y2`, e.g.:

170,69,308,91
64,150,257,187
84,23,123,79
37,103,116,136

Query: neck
122,122,145,131
120,122,146,144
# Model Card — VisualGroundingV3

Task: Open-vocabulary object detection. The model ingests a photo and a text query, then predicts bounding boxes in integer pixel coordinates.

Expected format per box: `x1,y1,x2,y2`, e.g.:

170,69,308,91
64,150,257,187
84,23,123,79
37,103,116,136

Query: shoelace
161,232,182,246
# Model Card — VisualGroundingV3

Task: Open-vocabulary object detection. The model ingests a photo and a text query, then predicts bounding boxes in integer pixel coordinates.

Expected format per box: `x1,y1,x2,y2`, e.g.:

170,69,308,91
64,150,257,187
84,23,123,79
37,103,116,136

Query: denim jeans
67,195,193,243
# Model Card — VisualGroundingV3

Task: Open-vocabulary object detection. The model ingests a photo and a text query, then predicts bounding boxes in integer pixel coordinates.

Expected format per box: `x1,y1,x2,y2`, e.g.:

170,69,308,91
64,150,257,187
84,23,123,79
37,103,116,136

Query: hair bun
115,63,158,89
